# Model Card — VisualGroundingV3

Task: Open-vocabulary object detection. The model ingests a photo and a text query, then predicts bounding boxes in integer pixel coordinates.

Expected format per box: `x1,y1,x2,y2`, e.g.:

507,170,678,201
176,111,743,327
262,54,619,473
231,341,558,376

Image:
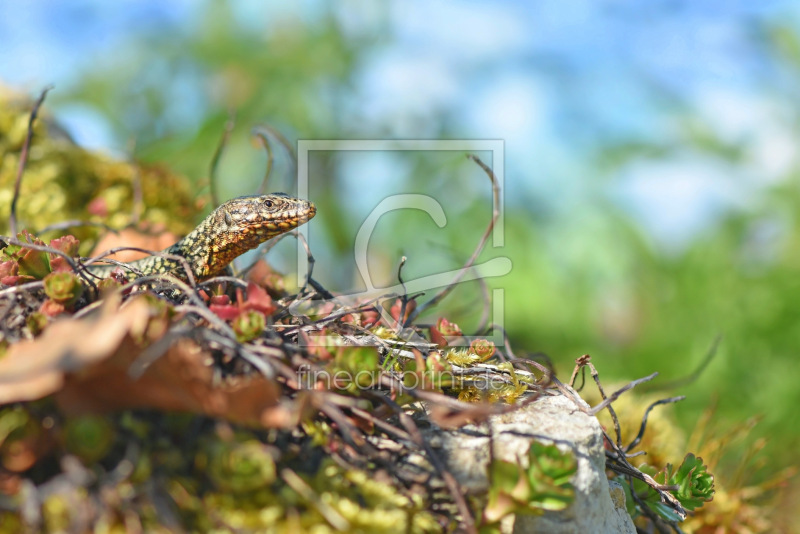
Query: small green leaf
18,247,51,278
43,272,84,306
64,415,115,464
26,312,49,336
528,441,578,488
630,454,715,523
483,441,576,526
206,440,276,493
649,500,684,523
490,458,521,489
485,461,528,523
13,231,51,279
0,407,30,446
671,453,715,510
232,310,266,342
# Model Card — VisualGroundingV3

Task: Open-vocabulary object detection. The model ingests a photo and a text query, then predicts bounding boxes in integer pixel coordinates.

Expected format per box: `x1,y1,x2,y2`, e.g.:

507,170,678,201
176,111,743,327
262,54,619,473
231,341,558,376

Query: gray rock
429,388,636,534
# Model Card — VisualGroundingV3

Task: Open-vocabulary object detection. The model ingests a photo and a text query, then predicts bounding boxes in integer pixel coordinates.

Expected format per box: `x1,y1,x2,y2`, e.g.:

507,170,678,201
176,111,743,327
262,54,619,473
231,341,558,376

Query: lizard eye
224,211,233,226
264,200,274,208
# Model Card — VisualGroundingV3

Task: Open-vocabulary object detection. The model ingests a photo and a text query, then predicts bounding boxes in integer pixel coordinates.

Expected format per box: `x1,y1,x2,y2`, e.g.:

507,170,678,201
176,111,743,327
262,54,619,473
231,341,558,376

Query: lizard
85,192,315,283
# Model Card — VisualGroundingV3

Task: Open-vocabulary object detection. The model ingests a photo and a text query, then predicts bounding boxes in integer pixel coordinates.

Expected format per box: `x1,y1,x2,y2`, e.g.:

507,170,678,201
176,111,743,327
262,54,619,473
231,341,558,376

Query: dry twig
405,154,501,324
209,110,236,207
10,86,53,236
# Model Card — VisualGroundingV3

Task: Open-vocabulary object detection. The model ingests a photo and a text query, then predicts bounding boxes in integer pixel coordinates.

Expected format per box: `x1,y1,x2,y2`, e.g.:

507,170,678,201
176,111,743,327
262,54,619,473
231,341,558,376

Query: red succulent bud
361,309,380,328
39,299,66,317
430,326,448,348
390,298,416,324
210,294,231,306
48,235,80,272
242,282,276,316
469,338,496,361
436,317,463,337
87,197,108,217
49,235,80,256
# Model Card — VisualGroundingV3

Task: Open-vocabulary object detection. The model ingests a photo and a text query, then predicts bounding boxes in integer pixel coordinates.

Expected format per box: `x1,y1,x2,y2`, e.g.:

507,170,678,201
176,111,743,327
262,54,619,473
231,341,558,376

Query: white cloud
614,156,751,251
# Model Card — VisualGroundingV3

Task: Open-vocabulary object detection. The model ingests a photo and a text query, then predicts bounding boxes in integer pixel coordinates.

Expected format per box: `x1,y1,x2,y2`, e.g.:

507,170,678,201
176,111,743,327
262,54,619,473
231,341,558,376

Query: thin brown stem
406,154,500,324
209,110,236,207
10,86,53,236
251,125,296,195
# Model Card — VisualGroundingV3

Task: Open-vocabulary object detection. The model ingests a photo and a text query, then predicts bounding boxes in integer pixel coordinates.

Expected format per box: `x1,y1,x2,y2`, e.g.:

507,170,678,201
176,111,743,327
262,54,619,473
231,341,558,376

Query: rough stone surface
428,388,636,534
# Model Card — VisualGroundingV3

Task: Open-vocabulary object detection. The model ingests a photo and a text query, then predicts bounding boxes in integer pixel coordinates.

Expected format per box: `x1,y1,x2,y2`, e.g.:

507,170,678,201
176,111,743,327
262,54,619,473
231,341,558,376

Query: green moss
0,89,197,251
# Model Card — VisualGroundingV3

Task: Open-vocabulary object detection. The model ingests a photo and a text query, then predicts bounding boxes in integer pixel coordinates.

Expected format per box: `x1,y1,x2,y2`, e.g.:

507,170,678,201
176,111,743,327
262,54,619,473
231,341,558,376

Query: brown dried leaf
0,296,298,428
430,325,448,348
427,404,497,429
0,472,22,496
417,390,505,430
2,435,43,472
246,260,286,294
0,295,148,403
56,338,295,428
91,225,178,262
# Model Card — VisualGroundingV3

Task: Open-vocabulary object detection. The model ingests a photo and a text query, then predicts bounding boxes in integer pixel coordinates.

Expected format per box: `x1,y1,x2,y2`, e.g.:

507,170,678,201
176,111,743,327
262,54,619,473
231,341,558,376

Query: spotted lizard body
87,193,315,282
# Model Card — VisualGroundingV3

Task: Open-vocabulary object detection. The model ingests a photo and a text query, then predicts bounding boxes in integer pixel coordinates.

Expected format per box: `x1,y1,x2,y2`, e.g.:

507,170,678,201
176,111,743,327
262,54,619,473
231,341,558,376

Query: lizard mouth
301,201,317,222
255,200,315,233
283,201,315,225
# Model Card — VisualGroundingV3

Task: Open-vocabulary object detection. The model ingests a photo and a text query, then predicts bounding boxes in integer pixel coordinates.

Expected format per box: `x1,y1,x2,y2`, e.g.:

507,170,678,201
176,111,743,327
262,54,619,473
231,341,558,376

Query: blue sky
2,0,799,252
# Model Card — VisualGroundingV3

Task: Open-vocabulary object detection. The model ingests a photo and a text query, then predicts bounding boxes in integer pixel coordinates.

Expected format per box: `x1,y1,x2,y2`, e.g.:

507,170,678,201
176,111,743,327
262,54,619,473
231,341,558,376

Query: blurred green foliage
12,1,799,489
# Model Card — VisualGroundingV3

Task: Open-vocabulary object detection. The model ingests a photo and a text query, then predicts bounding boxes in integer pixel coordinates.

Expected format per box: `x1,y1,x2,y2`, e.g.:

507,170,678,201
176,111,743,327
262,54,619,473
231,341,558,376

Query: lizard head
217,193,316,236
200,192,316,277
